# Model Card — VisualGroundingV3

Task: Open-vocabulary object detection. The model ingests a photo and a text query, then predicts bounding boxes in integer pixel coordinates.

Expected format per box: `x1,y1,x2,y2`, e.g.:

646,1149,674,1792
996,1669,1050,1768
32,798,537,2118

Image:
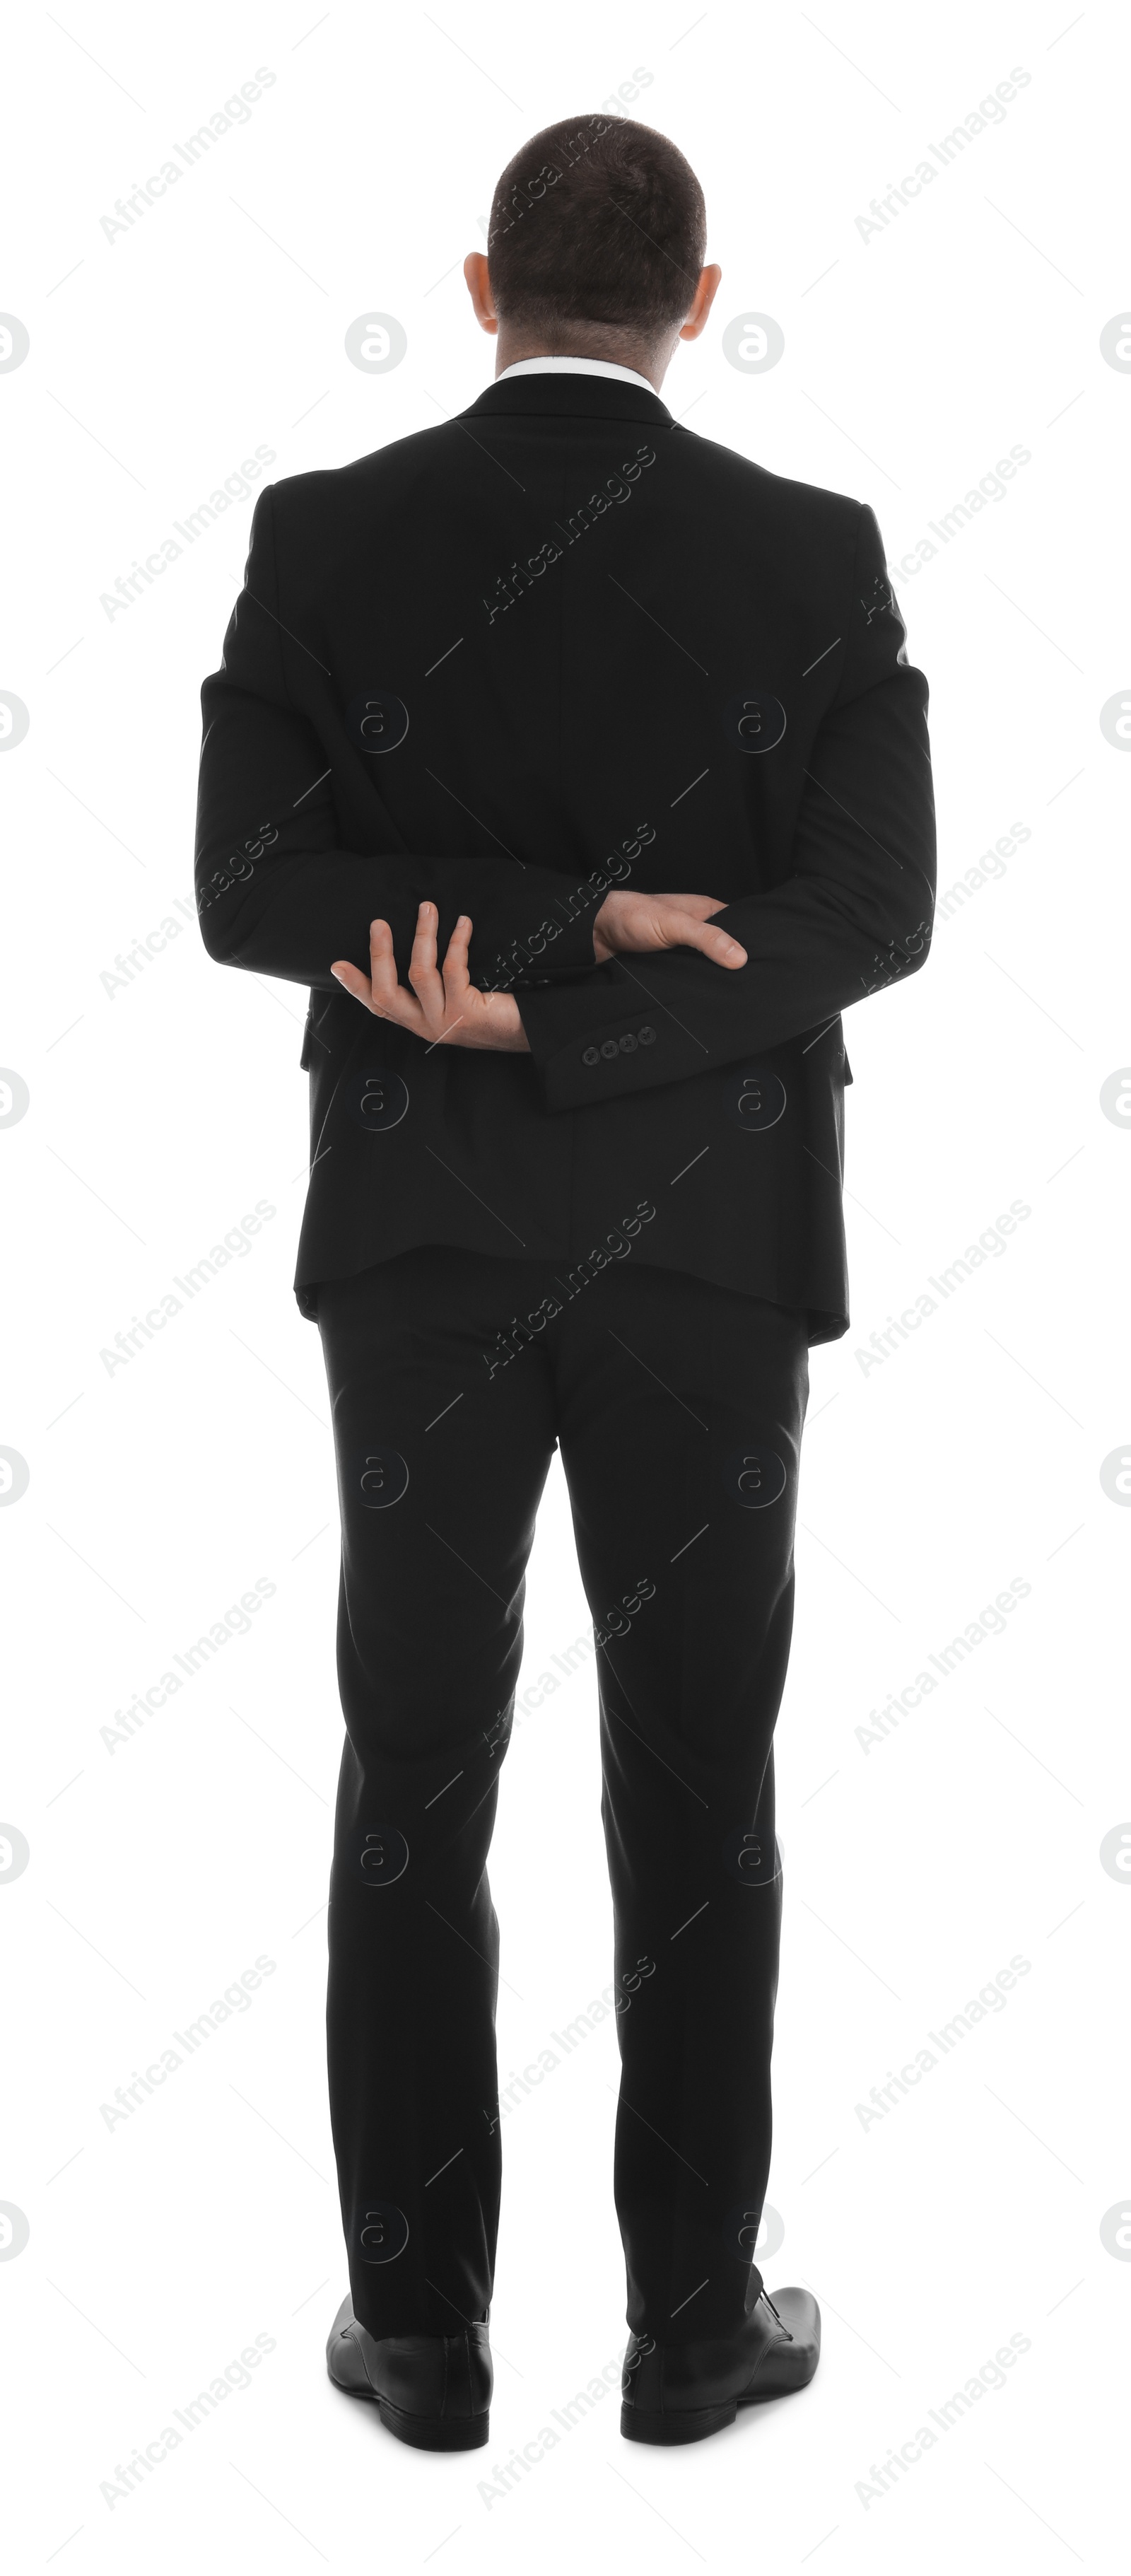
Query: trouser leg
316,1247,556,2336
553,1260,809,2341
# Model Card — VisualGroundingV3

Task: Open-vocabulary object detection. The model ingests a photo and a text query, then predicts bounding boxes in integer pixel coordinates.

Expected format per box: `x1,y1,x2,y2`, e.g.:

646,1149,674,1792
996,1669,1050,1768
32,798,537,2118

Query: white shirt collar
494,355,658,395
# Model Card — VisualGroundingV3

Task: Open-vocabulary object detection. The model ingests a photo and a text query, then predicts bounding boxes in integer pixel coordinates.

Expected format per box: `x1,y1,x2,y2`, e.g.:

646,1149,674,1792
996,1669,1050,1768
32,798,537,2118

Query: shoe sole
621,2398,738,2445
328,2361,489,2451
621,2365,819,2445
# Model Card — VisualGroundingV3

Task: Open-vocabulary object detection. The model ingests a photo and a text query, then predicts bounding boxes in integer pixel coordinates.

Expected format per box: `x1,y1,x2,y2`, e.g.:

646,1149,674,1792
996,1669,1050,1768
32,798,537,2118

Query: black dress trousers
315,1242,809,2345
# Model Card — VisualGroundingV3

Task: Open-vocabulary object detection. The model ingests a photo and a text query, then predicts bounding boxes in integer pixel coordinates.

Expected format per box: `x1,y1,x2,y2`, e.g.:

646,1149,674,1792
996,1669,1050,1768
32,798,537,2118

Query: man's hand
592,888,747,967
331,903,530,1050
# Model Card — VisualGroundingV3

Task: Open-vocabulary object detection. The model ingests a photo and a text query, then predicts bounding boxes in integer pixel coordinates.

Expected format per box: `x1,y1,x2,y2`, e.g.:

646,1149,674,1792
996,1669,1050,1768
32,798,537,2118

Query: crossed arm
196,486,935,1105
329,890,749,1053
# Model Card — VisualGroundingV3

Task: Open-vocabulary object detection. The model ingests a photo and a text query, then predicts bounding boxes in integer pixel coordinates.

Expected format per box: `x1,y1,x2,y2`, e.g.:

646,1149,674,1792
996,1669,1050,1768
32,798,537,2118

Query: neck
494,327,673,392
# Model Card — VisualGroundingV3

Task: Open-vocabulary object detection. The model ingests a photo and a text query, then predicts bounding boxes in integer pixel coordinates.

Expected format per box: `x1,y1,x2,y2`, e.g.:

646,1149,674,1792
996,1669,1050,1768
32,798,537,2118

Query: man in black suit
196,112,934,2449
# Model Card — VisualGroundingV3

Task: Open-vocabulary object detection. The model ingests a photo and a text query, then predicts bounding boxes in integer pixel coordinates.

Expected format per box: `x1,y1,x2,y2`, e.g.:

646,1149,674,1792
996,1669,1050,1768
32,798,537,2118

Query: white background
1,2,1127,2567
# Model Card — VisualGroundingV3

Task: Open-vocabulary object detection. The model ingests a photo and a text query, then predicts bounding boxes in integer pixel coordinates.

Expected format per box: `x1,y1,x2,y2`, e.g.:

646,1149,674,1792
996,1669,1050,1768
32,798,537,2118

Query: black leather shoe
326,2295,492,2450
621,2286,821,2444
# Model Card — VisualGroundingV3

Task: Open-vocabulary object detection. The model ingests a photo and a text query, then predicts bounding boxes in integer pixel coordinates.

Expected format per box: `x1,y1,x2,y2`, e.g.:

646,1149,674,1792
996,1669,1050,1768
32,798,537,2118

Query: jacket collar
460,373,674,430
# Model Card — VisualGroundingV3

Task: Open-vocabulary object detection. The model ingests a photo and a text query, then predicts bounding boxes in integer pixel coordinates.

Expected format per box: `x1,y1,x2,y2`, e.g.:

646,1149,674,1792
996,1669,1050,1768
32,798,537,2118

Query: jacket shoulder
262,426,459,530
670,425,865,532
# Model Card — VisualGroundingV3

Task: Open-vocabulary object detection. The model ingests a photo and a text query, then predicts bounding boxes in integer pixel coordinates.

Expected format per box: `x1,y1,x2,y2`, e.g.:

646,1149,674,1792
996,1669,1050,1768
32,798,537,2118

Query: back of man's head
487,117,706,355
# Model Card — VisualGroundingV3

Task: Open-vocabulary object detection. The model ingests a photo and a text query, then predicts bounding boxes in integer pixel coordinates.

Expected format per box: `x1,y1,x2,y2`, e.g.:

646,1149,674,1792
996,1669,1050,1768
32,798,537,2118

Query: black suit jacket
194,373,935,1343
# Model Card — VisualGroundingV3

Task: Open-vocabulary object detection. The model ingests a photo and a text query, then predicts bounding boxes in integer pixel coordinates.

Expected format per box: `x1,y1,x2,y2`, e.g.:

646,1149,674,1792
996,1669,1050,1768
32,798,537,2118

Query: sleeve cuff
516,974,708,1109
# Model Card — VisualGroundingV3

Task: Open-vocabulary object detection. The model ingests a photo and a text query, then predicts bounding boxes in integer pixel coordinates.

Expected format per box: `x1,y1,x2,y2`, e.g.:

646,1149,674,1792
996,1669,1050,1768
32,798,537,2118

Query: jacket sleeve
193,485,604,994
514,503,937,1109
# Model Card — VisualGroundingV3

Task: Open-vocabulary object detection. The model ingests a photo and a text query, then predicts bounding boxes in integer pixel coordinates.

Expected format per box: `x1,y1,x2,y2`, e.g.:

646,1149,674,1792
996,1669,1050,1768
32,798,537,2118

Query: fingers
620,899,746,967
440,914,473,1008
406,902,450,1030
670,909,747,967
593,890,746,967
329,916,397,1010
363,916,405,1017
330,918,421,1022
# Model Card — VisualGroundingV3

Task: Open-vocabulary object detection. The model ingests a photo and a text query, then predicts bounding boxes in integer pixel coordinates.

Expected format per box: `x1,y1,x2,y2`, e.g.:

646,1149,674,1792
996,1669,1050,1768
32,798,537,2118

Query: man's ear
679,263,722,343
464,252,498,335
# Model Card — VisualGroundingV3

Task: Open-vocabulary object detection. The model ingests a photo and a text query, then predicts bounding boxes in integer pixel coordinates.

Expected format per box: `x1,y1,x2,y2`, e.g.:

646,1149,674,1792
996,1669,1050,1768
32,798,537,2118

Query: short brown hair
487,116,706,341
